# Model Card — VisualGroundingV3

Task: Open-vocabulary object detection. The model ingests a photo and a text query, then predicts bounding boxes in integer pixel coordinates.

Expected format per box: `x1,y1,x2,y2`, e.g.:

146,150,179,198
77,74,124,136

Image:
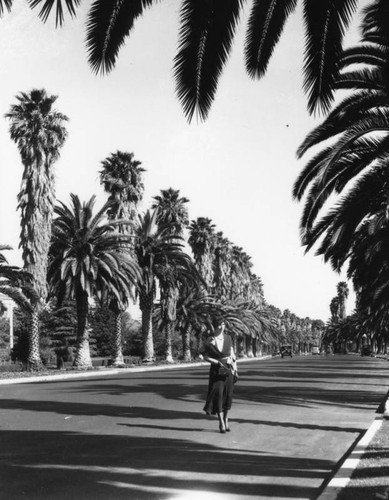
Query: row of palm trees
0,88,325,368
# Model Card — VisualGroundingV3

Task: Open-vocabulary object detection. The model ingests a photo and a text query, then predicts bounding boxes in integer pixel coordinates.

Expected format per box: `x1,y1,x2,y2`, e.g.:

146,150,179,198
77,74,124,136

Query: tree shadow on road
0,429,329,500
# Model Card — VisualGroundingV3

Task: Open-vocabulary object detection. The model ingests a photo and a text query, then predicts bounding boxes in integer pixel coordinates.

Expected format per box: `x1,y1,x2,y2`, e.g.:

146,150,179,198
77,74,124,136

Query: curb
0,355,272,385
317,396,389,500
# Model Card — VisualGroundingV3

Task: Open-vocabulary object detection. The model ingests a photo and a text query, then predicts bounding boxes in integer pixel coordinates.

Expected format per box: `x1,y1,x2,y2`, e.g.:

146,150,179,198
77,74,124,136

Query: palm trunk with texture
165,321,174,363
182,324,192,361
27,307,42,368
140,291,155,362
74,289,92,368
113,312,125,366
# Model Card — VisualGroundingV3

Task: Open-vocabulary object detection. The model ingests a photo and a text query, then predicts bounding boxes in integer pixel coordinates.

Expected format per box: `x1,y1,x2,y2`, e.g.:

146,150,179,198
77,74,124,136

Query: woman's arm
203,354,222,366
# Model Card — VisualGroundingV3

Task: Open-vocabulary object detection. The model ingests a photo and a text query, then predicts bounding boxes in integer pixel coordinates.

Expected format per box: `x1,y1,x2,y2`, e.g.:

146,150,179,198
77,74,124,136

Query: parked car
311,346,320,355
280,345,292,358
361,345,373,357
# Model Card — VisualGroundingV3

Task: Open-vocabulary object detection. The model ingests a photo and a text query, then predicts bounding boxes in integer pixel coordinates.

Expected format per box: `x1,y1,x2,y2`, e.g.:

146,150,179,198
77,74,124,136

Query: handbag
217,364,230,378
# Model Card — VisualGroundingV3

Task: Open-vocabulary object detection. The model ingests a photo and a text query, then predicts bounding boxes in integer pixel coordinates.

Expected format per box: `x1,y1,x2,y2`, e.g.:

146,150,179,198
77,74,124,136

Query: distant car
361,345,373,357
311,346,320,355
280,345,292,358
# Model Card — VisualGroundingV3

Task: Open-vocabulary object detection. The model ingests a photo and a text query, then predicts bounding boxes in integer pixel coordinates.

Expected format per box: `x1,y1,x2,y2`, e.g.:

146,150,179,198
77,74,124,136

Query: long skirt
203,365,234,415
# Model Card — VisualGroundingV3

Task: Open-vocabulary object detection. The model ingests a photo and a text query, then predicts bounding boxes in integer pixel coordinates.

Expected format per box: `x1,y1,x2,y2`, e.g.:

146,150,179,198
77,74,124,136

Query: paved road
0,355,388,500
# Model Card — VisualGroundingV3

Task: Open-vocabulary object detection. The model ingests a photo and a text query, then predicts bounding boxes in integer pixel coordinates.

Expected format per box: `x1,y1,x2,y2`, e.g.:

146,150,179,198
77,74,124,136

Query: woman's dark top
203,333,236,415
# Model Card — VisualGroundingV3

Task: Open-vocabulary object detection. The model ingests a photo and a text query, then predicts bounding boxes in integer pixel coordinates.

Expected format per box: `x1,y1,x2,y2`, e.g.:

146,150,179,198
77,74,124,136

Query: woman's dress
203,334,236,415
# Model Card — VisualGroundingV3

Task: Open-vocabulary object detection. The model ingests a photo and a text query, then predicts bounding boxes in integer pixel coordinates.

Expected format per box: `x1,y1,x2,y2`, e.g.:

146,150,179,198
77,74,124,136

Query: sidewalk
0,355,272,385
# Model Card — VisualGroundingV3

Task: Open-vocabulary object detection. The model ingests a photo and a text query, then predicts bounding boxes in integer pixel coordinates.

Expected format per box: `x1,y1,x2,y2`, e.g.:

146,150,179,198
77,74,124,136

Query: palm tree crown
99,150,145,223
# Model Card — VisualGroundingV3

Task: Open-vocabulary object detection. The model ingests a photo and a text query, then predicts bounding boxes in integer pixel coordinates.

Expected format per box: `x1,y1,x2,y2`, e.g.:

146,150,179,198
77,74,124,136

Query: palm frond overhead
296,90,386,158
339,44,387,68
86,0,156,74
335,67,384,91
29,0,81,26
0,0,12,16
244,0,298,79
302,0,358,114
173,0,244,122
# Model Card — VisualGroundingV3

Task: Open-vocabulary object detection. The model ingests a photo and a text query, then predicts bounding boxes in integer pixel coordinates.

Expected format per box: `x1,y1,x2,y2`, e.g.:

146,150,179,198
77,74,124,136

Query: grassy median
338,418,389,500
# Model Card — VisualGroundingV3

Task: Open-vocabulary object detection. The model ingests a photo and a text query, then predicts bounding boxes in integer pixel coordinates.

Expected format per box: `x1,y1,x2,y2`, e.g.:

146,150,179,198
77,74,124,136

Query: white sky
0,1,366,321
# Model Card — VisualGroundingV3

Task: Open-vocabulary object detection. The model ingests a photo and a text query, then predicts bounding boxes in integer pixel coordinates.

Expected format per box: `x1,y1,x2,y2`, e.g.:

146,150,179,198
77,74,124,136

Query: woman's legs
217,412,226,433
223,409,230,431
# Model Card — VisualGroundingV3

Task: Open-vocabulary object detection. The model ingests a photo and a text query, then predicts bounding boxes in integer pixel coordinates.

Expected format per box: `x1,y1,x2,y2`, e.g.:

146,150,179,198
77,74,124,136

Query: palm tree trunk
165,321,174,363
27,306,42,369
74,289,92,368
140,290,155,362
113,312,125,366
182,324,192,361
246,336,254,357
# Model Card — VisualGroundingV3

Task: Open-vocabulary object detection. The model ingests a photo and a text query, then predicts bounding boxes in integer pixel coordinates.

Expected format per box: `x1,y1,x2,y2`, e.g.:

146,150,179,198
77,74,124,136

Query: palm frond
335,67,384,91
302,0,358,114
28,0,80,26
86,0,156,74
244,0,297,79
174,0,244,122
0,0,12,16
297,90,385,157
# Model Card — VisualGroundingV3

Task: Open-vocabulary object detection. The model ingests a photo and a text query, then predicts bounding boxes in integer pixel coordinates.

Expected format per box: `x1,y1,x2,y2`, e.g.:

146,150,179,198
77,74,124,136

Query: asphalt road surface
0,354,388,500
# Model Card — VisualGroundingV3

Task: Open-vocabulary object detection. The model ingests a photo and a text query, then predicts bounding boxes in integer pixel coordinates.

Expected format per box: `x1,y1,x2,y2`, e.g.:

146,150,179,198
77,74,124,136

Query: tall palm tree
330,297,340,323
213,232,233,300
188,217,215,290
151,188,190,362
152,188,190,239
5,88,68,367
135,209,196,362
48,195,140,368
99,150,145,365
99,150,145,226
21,0,368,121
337,281,349,320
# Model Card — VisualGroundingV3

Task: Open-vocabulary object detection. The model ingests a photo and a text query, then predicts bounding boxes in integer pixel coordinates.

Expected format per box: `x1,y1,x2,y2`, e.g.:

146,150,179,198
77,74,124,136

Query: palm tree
21,0,368,121
48,195,140,368
330,297,340,323
99,150,145,225
135,209,196,362
99,150,145,365
337,281,349,320
5,89,68,367
293,2,389,270
188,217,215,289
0,245,35,313
213,232,233,300
152,188,190,239
151,188,191,362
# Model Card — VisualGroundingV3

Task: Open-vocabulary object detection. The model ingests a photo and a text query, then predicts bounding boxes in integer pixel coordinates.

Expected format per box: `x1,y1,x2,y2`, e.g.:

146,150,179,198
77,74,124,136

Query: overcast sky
0,1,366,321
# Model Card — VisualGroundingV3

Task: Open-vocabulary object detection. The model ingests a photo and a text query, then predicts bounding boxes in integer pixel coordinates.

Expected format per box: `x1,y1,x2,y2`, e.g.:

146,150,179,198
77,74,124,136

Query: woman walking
203,318,238,433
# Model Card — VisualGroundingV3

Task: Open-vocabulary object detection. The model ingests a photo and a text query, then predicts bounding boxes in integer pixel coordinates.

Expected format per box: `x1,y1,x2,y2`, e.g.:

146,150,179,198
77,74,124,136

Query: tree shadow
0,429,331,500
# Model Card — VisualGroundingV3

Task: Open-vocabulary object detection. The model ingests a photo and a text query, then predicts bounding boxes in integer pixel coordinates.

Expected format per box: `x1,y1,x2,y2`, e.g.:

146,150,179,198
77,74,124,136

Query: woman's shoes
219,423,226,434
224,419,230,432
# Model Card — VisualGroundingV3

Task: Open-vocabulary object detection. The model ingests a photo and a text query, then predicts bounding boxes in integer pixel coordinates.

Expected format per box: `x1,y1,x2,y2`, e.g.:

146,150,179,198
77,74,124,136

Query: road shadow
0,429,329,500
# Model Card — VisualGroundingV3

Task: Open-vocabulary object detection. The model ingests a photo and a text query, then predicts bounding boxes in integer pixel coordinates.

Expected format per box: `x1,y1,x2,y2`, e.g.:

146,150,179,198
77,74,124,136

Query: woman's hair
212,317,224,329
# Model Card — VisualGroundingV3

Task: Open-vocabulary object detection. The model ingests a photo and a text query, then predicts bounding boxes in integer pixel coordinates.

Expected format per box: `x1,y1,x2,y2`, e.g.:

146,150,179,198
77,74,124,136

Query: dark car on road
281,345,292,358
361,345,373,357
